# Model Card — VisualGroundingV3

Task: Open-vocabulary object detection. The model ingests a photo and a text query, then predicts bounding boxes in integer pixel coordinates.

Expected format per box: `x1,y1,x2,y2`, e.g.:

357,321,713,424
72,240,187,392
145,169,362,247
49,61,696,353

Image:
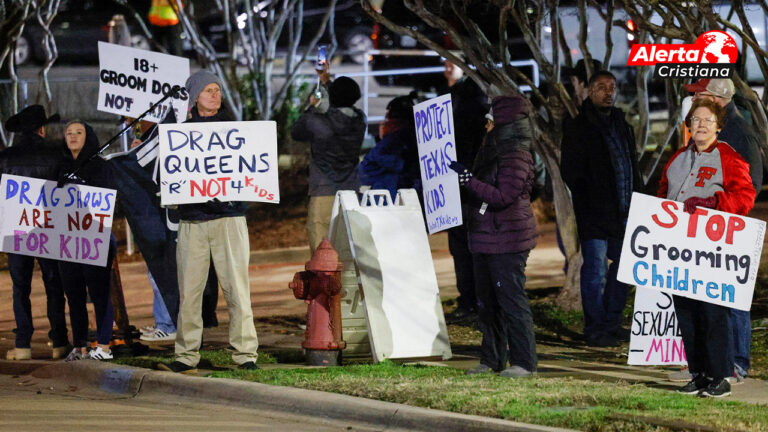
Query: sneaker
499,365,533,378
139,325,157,335
677,374,711,395
87,347,113,360
725,369,745,385
6,348,31,361
64,348,86,362
699,378,731,398
140,328,177,342
238,361,259,370
158,361,198,375
609,326,631,342
668,366,693,382
466,363,495,375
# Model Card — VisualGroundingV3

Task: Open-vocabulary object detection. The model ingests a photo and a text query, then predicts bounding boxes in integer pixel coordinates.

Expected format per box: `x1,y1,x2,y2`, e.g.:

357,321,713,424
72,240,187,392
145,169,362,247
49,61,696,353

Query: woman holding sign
449,95,538,378
658,98,755,397
58,120,118,361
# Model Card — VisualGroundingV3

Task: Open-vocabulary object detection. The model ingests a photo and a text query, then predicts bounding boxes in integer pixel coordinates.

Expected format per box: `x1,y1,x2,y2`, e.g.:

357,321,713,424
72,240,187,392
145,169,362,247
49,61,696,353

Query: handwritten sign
0,175,116,267
618,192,765,311
158,121,279,206
628,287,686,365
98,41,189,123
412,94,462,234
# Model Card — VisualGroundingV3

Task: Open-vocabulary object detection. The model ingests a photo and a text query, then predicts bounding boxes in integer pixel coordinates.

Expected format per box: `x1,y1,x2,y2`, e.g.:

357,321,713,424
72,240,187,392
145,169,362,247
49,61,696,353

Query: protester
359,95,420,200
684,78,763,384
566,59,603,106
442,59,490,320
450,95,538,378
159,70,259,374
0,105,70,360
560,70,641,347
658,98,756,398
58,120,118,361
291,65,366,253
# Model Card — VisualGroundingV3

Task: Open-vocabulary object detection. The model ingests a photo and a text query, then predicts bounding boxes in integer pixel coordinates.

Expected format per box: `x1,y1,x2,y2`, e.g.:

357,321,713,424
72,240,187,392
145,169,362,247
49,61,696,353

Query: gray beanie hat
185,70,223,108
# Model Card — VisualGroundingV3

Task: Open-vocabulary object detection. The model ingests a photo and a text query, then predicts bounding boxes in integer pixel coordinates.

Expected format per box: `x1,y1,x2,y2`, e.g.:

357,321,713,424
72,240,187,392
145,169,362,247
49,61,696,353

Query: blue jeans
580,237,629,339
731,309,750,376
148,270,177,333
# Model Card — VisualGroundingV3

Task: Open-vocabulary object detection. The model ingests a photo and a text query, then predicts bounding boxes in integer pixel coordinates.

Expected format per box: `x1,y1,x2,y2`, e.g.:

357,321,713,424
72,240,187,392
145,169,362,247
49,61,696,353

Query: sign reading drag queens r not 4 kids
628,287,686,366
618,193,765,311
413,94,462,234
98,41,189,123
158,121,279,206
0,175,116,267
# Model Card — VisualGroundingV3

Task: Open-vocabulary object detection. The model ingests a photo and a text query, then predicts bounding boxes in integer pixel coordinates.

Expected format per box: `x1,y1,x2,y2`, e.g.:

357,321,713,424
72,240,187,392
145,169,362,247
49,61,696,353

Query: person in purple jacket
449,95,538,378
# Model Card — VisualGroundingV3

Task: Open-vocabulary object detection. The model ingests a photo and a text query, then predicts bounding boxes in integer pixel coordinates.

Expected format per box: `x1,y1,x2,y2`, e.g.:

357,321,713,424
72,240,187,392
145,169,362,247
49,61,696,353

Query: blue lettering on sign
419,142,455,181
414,100,453,145
633,261,649,285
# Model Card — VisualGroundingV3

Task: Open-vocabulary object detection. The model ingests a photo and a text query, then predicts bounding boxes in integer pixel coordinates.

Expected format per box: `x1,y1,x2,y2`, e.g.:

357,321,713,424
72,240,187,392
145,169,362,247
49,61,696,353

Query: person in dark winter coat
291,68,366,252
57,120,118,361
449,95,538,378
359,95,420,200
1,105,70,361
560,70,641,348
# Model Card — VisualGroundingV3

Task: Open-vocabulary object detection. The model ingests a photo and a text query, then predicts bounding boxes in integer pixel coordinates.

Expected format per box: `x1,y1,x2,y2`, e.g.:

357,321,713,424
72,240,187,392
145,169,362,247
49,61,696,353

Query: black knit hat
329,76,361,107
386,95,415,121
5,105,60,133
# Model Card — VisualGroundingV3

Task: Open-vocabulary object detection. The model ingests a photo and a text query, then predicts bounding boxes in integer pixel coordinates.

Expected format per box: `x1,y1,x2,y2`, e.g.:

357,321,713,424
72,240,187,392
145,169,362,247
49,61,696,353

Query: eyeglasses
691,116,716,126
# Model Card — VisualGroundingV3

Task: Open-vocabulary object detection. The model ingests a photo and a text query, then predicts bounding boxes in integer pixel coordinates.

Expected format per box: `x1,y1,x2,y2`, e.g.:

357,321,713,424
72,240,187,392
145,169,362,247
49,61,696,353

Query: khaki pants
176,216,258,366
306,195,336,253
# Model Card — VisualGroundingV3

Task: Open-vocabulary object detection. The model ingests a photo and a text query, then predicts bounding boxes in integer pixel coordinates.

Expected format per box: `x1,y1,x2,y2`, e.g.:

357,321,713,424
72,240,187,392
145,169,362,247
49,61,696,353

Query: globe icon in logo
696,30,738,63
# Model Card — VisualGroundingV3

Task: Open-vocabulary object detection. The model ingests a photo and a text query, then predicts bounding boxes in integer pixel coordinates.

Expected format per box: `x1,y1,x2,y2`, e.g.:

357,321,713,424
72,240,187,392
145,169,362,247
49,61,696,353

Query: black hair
588,70,616,87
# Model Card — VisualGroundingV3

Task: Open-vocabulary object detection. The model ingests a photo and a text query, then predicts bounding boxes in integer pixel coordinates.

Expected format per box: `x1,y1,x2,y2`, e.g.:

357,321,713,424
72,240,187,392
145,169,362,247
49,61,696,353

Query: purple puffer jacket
463,118,538,255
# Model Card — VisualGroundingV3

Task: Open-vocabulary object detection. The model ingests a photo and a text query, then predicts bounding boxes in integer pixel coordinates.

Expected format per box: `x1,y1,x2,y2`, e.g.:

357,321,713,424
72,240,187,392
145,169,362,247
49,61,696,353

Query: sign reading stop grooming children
413,94,462,234
158,121,280,206
618,192,765,311
97,41,189,123
0,175,117,267
628,287,686,365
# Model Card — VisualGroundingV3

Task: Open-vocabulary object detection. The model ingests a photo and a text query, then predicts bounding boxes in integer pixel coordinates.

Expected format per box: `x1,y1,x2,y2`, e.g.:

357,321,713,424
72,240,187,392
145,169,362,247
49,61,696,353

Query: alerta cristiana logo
627,30,738,79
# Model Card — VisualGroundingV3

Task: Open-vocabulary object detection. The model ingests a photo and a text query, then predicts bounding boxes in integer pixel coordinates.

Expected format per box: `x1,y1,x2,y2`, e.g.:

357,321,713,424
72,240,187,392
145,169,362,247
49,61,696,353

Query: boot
6,348,32,360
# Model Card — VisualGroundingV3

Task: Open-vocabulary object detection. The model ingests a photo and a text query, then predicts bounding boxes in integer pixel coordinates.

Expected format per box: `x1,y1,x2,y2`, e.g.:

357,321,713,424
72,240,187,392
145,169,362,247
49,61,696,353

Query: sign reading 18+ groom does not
618,192,765,311
158,121,279,206
413,94,462,234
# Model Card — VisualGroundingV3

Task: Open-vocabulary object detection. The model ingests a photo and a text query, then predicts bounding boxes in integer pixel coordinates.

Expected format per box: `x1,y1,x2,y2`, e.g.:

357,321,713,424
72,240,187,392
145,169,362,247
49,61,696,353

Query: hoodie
58,122,116,190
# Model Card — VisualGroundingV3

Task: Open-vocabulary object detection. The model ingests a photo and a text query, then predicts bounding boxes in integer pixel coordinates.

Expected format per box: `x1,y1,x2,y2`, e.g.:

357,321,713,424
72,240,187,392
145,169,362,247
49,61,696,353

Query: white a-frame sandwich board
329,189,452,362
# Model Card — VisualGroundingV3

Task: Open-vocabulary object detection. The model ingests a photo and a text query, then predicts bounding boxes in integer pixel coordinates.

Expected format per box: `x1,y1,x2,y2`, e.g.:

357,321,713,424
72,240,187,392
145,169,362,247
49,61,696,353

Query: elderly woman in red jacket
449,95,538,378
658,98,755,398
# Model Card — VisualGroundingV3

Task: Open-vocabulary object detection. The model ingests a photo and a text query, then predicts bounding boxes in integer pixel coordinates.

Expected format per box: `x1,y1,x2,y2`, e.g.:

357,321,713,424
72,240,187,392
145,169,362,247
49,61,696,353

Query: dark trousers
580,237,629,339
473,251,537,372
731,309,751,375
59,243,116,347
674,296,733,380
448,225,476,312
9,254,68,348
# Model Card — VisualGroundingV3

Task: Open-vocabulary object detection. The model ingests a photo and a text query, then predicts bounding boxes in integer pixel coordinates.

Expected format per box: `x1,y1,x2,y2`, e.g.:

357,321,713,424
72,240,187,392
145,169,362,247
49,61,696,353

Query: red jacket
658,140,755,216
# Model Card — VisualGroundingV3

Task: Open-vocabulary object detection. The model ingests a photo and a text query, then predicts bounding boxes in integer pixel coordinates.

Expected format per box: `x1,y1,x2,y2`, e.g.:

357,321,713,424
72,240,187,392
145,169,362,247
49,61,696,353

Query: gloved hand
448,161,473,186
683,195,717,214
57,172,70,188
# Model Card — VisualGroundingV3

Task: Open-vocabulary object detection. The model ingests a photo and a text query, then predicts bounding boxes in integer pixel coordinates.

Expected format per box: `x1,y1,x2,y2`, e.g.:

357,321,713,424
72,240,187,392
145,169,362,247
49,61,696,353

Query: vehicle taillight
372,23,379,49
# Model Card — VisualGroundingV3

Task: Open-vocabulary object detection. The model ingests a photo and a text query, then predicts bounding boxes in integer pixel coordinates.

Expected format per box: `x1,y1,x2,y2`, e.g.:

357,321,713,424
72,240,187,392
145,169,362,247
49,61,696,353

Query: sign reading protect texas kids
413,94,462,234
0,175,116,267
157,121,279,206
618,192,765,311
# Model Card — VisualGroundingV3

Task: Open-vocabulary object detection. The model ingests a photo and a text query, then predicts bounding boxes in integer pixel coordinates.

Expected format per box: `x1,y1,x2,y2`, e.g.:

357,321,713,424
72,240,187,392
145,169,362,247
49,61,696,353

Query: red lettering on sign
686,208,709,238
726,217,745,245
652,200,679,228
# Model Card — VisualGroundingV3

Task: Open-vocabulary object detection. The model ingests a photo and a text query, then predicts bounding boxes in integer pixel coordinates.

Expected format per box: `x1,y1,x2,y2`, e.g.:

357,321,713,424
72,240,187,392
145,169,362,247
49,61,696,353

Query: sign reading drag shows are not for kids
618,193,765,311
158,121,279,206
413,94,462,234
0,175,116,267
98,41,189,123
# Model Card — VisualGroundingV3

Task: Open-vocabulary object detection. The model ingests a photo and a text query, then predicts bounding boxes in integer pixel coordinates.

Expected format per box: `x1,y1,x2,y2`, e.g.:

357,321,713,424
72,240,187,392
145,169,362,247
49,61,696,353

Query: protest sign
158,121,279,206
618,192,765,311
97,41,189,123
0,175,117,267
412,94,462,234
628,287,686,365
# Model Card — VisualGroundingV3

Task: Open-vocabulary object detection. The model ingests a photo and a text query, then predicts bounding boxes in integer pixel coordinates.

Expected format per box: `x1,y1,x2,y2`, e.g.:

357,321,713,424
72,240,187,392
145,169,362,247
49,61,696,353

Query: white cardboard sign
0,175,116,267
97,41,189,123
618,192,764,311
412,94,462,234
158,121,280,206
628,287,686,365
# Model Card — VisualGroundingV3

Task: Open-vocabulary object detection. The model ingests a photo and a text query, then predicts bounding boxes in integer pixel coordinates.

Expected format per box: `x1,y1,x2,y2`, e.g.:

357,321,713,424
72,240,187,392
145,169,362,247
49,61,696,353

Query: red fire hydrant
289,237,346,366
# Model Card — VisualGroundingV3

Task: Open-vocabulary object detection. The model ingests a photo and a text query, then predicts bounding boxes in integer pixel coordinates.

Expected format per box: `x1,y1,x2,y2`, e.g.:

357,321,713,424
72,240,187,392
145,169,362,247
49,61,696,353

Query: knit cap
185,70,223,107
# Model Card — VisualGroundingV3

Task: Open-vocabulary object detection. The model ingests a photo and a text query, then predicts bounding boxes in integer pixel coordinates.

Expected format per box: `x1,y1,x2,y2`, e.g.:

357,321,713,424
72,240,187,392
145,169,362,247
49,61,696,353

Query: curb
30,361,575,432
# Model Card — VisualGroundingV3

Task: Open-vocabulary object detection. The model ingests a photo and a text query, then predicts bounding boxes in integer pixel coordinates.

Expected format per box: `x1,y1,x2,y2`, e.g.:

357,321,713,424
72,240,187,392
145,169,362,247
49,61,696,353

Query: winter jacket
463,116,538,255
718,101,763,196
174,106,249,221
658,140,755,216
0,132,61,181
291,105,366,196
58,123,116,191
561,98,641,240
358,126,420,200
